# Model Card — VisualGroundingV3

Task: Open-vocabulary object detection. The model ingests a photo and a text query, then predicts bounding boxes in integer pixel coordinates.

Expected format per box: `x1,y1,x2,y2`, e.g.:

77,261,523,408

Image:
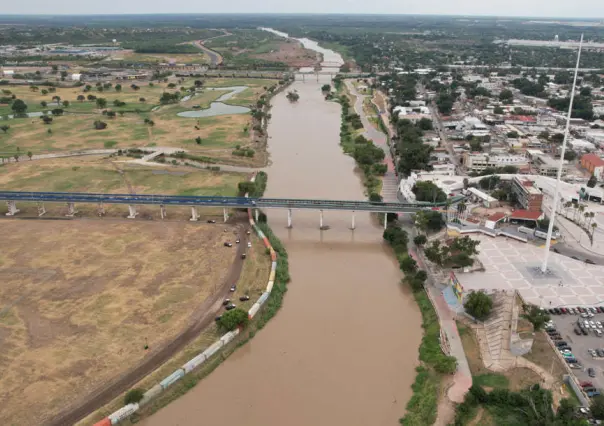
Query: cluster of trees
414,210,446,233
412,181,447,203
455,384,584,426
548,95,594,121
436,90,457,115
286,91,300,102
511,77,547,98
159,92,180,105
424,236,480,269
464,291,493,320
393,118,434,177
93,120,107,130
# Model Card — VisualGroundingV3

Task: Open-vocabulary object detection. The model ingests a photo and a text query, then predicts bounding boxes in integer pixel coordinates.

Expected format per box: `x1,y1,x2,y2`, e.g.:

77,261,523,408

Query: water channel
142,30,422,426
177,86,251,118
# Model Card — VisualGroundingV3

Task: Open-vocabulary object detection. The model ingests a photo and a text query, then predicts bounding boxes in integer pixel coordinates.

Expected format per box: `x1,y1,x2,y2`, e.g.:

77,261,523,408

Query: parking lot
550,308,604,394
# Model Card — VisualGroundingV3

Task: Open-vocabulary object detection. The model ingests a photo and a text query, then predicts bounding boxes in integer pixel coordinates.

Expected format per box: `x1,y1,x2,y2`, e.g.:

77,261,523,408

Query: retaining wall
447,224,528,243
94,172,278,425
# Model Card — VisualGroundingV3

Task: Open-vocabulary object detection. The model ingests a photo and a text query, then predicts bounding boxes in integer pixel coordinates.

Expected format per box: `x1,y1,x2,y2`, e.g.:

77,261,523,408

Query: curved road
45,219,251,426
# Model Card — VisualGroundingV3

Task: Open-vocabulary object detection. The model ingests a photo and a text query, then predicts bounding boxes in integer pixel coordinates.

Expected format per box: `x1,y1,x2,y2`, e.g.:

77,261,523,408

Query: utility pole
541,34,583,274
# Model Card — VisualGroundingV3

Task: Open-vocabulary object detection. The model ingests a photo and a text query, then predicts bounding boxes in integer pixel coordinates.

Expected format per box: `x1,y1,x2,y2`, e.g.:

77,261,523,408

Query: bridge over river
0,191,462,229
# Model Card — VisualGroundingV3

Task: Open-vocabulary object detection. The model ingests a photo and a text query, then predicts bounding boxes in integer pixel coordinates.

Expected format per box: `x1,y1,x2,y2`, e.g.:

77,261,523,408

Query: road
46,219,251,426
193,40,223,66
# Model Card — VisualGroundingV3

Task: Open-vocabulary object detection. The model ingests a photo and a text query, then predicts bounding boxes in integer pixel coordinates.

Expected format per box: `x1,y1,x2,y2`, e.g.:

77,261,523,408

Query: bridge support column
160,204,166,220
319,210,324,229
254,209,259,223
351,211,355,230
37,202,46,217
287,209,292,228
190,207,199,221
5,201,19,216
127,205,138,219
223,208,228,223
97,203,105,217
384,212,388,230
66,202,77,217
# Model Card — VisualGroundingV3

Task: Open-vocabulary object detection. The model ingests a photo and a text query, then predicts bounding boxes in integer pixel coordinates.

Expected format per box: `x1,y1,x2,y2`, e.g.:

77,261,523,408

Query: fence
92,173,278,426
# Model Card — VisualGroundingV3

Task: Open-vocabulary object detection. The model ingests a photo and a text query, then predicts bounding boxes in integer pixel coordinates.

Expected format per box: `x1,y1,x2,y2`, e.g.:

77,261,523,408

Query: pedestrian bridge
0,191,463,228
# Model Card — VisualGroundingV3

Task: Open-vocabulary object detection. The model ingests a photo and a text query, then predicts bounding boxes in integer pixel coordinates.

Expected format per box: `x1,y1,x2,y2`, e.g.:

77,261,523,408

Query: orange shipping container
93,418,111,426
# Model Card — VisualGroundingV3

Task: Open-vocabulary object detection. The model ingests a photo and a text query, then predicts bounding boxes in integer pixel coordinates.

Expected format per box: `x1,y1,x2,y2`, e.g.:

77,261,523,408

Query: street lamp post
541,34,584,274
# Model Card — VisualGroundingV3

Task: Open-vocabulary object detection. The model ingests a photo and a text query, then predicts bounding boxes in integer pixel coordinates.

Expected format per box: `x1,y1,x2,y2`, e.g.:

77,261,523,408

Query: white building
463,153,528,172
71,73,82,81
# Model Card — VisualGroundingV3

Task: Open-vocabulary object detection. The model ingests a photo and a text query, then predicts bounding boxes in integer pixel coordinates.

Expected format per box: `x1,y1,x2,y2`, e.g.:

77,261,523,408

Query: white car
582,313,589,318
247,242,252,248
591,321,596,327
586,324,591,329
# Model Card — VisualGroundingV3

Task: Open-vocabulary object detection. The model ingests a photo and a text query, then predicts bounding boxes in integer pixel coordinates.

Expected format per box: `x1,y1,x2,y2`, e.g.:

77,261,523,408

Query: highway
0,191,463,213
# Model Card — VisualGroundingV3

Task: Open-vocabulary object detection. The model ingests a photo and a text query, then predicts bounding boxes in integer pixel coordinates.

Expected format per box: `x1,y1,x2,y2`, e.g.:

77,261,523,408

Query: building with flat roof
466,187,499,208
581,153,604,180
462,153,528,173
533,154,569,177
511,176,543,212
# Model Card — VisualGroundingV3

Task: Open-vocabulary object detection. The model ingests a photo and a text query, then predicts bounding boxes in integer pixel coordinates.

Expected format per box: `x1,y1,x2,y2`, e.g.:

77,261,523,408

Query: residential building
466,187,499,208
581,153,604,180
511,176,543,212
462,153,528,173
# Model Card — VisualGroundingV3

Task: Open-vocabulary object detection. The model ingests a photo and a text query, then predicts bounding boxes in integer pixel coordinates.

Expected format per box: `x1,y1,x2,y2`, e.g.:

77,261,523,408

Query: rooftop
582,153,604,168
510,209,542,221
487,212,507,222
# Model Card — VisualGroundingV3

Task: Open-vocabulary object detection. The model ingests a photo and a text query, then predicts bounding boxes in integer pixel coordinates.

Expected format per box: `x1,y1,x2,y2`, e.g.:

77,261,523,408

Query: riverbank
75,174,291,426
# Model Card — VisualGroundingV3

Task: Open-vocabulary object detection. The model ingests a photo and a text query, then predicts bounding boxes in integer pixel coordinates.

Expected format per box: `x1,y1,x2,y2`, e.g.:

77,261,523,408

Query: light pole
541,34,584,274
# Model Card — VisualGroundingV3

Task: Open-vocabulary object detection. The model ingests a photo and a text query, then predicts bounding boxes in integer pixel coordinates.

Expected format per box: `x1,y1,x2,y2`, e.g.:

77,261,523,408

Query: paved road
345,80,399,202
194,40,223,66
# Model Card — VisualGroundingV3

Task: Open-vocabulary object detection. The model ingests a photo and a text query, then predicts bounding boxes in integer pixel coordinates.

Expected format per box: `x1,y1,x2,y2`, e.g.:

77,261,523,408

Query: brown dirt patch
0,219,241,426
253,40,319,67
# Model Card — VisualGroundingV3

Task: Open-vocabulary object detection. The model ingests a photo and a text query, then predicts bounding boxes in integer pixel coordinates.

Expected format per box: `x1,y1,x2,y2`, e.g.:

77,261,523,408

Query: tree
464,291,493,320
321,84,331,92
506,131,519,139
124,388,145,405
139,97,146,103
591,395,604,420
11,99,28,115
522,304,550,331
588,175,597,188
131,84,140,91
286,91,300,102
96,98,107,109
413,181,447,203
564,150,577,161
40,100,47,107
115,84,122,92
414,234,428,246
195,136,202,145
218,308,249,331
194,80,204,88
499,89,514,103
41,116,53,124
0,125,10,133
62,100,70,107
27,151,33,160
77,95,85,102
383,226,409,251
493,106,504,114
399,255,418,274
463,178,469,190
93,120,107,130
417,117,434,130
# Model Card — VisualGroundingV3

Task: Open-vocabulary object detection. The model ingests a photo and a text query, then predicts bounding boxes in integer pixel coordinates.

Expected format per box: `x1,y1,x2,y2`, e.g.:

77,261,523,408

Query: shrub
124,388,145,405
218,308,249,331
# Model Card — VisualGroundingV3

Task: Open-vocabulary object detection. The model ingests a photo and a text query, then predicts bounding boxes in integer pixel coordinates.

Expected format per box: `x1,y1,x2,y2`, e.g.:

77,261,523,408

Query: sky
2,0,604,18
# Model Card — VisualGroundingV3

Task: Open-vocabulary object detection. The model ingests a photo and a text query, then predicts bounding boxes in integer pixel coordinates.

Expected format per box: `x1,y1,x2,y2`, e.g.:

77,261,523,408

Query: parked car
582,328,589,335
586,259,596,264
589,368,596,377
229,285,236,292
575,328,583,335
235,239,240,244
222,299,231,306
239,295,250,301
215,315,222,322
224,242,233,247
241,253,247,259
207,219,216,223
556,341,568,347
225,303,236,311
566,358,578,363
581,381,594,388
247,241,252,248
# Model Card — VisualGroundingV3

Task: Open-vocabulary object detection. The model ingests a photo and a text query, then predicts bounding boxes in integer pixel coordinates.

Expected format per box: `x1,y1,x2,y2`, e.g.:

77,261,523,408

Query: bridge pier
5,201,19,216
190,207,199,221
66,202,77,217
319,209,324,229
97,203,105,217
127,205,138,219
37,202,46,217
351,211,355,230
254,209,259,223
287,209,292,228
160,204,166,220
384,212,388,230
223,208,228,223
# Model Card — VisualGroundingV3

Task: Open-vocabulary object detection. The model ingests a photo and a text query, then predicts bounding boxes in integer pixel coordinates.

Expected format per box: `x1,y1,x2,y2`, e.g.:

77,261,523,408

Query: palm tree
585,212,590,228
589,212,595,227
563,201,572,218
592,223,598,245
457,201,467,221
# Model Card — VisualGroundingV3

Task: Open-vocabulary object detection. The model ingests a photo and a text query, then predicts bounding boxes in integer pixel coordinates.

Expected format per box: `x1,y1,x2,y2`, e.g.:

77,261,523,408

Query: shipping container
93,418,111,426
182,353,207,374
257,292,270,306
109,404,139,425
266,280,274,293
271,261,277,272
159,369,185,390
269,270,276,282
248,303,261,319
202,340,223,359
140,384,162,407
220,331,237,346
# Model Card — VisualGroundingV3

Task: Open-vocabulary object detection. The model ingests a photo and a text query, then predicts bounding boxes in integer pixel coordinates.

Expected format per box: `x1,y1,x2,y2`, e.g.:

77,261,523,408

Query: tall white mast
541,34,584,273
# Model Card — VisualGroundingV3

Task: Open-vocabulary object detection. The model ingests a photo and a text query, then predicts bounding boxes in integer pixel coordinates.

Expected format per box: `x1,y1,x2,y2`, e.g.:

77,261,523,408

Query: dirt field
0,219,246,425
252,40,319,67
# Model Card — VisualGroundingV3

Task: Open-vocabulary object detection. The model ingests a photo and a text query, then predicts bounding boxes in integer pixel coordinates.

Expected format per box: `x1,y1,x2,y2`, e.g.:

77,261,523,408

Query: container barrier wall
202,340,224,359
271,261,277,272
182,353,207,374
257,292,270,306
159,369,185,390
266,280,274,293
109,404,139,425
140,384,163,407
268,270,276,283
93,418,111,426
248,303,261,319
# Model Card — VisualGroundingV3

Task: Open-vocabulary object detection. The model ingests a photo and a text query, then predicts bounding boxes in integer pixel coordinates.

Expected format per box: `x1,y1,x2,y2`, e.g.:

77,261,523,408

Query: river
141,30,422,426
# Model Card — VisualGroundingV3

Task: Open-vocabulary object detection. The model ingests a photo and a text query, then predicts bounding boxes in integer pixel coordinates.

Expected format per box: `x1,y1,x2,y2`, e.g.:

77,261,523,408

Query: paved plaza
456,235,604,308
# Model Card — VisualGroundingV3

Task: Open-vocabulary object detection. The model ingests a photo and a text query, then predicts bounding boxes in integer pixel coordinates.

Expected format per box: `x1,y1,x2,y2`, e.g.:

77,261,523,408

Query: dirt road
45,216,251,426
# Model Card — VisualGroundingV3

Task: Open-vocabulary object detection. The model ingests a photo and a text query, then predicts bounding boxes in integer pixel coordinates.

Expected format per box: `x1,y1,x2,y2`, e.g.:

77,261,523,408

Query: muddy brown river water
141,37,422,426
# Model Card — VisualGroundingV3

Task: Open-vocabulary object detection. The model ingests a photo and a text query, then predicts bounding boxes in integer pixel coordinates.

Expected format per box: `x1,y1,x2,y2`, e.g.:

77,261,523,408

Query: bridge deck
0,191,463,213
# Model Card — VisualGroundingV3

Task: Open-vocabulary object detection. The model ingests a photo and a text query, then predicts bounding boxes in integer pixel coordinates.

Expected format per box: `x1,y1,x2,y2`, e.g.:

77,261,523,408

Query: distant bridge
0,191,463,229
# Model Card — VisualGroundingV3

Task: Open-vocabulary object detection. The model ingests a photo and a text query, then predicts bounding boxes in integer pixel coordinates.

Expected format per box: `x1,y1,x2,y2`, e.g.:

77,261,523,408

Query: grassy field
0,77,278,165
77,229,271,426
0,219,248,426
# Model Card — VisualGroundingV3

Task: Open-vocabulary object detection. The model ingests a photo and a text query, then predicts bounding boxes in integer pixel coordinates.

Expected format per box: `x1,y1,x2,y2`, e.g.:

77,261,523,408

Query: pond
177,86,250,118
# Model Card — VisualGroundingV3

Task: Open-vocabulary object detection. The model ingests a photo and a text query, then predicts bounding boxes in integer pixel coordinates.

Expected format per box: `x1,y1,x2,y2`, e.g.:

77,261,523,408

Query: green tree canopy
464,291,493,320
218,308,249,331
